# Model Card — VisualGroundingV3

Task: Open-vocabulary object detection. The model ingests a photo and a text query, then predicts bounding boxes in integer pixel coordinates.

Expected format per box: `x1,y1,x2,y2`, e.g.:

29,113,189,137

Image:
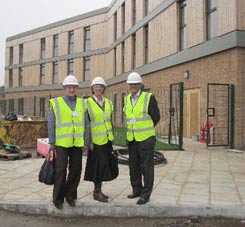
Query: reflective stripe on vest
87,97,114,145
50,97,85,148
124,91,155,142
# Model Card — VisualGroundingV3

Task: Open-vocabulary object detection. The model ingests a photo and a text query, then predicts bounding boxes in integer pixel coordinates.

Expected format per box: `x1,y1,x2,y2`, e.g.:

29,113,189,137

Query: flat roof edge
6,6,109,42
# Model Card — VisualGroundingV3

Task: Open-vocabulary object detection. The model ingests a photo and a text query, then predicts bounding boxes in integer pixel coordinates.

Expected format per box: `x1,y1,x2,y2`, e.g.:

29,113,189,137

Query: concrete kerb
0,201,245,218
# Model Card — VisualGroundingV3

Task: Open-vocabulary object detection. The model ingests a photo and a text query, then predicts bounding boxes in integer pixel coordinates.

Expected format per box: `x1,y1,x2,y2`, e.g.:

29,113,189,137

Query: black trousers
53,146,82,204
128,136,155,199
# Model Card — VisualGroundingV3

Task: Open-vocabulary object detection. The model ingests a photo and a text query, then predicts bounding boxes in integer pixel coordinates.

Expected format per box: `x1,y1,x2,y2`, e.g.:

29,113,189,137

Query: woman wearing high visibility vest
48,75,89,210
84,76,116,203
124,72,160,205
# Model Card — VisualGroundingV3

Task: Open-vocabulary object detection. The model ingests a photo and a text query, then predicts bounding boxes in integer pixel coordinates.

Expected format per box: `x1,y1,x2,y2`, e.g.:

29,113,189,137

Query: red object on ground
200,122,214,143
37,138,50,157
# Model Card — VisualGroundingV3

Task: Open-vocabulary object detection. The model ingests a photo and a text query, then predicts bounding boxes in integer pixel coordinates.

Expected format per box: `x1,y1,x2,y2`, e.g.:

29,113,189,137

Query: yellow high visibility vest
86,97,114,145
50,97,85,148
124,91,155,142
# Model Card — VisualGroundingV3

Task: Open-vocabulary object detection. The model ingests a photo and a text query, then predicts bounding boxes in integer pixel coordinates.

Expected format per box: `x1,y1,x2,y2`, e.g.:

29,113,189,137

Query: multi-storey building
4,0,245,149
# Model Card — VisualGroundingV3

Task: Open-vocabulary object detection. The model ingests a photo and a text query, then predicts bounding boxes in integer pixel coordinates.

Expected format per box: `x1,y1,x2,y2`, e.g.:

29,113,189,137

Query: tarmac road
0,210,245,227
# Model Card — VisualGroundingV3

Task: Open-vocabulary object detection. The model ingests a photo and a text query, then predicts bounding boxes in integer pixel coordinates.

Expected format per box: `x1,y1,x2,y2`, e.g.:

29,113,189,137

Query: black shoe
66,199,76,207
136,197,149,205
127,192,141,199
53,201,63,210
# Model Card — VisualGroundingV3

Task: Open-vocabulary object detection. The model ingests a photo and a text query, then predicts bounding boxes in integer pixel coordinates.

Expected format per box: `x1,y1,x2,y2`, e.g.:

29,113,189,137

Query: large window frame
84,27,91,51
9,47,13,65
9,69,13,88
18,68,23,87
68,59,74,75
68,31,74,54
132,33,136,69
53,34,59,57
206,0,217,40
18,98,24,115
40,98,45,117
83,57,90,81
40,64,45,85
52,61,58,84
179,0,187,50
41,38,46,59
19,44,23,64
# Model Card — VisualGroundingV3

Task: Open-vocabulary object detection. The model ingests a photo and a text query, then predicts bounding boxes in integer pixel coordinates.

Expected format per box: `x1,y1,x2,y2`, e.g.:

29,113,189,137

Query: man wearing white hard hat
48,74,88,209
84,76,118,203
124,72,160,205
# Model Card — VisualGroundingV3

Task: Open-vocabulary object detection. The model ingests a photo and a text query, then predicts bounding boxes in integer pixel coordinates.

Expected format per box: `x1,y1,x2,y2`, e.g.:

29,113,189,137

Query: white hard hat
62,75,79,86
126,72,142,84
91,76,107,87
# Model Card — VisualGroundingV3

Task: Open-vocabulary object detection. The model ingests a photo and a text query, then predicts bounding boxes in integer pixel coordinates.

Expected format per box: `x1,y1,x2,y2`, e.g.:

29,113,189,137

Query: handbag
109,149,119,180
38,151,55,185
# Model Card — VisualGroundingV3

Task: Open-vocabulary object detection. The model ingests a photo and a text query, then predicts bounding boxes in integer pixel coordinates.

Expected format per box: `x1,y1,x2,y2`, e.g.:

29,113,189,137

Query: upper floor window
68,59,74,74
132,0,136,26
18,98,24,115
207,0,217,40
144,0,148,17
84,27,91,51
114,48,117,77
114,12,117,41
41,38,46,59
132,33,136,69
9,69,13,88
121,41,125,73
9,47,13,65
40,64,45,85
53,34,59,57
68,31,74,54
121,3,125,34
53,61,58,84
19,68,23,87
83,57,90,81
179,0,187,50
19,44,23,64
144,24,149,64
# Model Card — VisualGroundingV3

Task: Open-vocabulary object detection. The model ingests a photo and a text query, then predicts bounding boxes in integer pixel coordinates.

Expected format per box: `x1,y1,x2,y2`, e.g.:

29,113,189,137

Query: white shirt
93,95,104,107
131,90,141,107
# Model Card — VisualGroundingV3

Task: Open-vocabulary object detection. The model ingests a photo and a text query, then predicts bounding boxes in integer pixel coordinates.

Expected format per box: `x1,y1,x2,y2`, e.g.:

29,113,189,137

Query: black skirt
84,141,118,183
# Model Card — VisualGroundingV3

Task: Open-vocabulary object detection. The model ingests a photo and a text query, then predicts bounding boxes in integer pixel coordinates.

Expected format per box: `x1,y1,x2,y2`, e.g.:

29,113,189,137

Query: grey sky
0,0,112,86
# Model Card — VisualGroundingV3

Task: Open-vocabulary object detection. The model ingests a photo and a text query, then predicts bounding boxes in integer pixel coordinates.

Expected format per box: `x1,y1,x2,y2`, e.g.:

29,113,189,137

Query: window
179,0,187,50
121,41,125,73
40,64,45,85
18,98,24,115
9,47,13,65
121,3,125,34
41,38,46,59
132,0,136,26
114,12,117,41
19,44,23,64
113,94,117,124
144,24,149,64
207,0,217,40
68,31,74,54
68,59,74,74
9,99,14,113
52,62,58,84
84,27,91,51
40,98,45,117
144,0,148,16
19,68,23,87
83,57,90,81
114,48,117,77
9,69,13,88
53,34,59,57
132,33,136,69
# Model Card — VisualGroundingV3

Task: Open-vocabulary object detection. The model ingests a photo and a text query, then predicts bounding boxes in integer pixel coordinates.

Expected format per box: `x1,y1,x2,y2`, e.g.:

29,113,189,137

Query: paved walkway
0,139,245,218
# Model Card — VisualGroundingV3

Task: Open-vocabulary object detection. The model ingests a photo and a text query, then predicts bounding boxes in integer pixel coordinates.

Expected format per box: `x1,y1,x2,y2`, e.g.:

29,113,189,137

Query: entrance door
183,89,200,138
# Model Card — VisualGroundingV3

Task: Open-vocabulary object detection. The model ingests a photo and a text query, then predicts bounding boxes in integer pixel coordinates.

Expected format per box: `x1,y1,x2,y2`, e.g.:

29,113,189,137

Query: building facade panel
136,28,144,68
23,40,41,62
148,3,178,62
74,28,84,53
124,36,132,72
23,65,40,87
237,0,245,30
91,22,108,50
148,0,165,13
125,0,133,32
58,32,69,56
90,54,106,79
187,0,205,47
218,0,237,36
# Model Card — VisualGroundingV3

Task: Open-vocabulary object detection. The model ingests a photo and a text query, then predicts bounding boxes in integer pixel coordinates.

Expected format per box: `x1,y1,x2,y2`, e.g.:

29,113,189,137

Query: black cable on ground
113,149,167,165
